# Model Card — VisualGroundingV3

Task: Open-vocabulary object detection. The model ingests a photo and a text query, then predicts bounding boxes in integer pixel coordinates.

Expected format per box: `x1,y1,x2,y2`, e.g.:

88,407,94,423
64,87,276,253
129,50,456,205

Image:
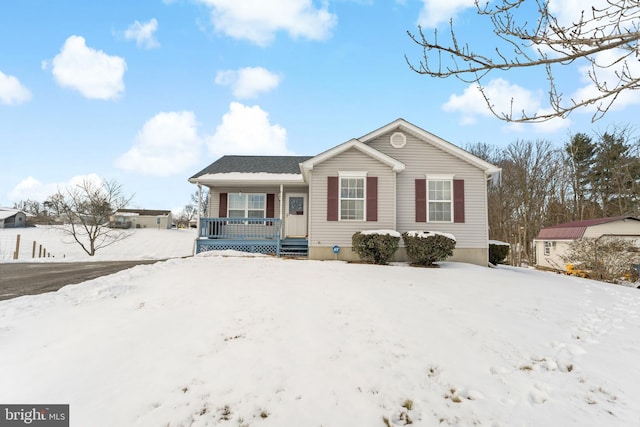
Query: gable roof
536,216,640,240
0,208,26,220
300,139,405,181
360,118,501,177
189,155,312,185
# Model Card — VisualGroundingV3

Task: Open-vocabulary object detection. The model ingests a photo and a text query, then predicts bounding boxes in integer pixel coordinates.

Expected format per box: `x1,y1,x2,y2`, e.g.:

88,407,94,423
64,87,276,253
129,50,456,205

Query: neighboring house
534,216,640,270
111,209,173,229
188,118,501,266
0,208,27,228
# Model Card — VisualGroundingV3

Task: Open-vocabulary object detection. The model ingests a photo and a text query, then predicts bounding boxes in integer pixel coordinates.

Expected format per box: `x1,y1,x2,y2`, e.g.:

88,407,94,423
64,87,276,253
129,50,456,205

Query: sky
1,0,638,212
1,227,640,425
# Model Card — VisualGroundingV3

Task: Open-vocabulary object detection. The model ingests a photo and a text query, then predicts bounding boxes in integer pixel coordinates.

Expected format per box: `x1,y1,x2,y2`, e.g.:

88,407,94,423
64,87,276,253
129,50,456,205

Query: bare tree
406,0,640,122
174,204,197,228
45,179,134,256
561,236,639,282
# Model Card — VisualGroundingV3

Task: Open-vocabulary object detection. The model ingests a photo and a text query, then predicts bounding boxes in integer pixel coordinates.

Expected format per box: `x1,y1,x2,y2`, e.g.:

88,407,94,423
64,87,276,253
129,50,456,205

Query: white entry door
285,193,307,237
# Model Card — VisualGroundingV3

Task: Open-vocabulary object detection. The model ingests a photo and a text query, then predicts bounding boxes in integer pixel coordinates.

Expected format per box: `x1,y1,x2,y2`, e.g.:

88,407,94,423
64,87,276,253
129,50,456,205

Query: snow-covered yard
1,227,639,426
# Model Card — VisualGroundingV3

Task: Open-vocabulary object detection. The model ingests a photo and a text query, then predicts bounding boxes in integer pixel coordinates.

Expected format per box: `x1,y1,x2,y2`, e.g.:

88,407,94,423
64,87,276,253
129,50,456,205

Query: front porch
195,217,308,257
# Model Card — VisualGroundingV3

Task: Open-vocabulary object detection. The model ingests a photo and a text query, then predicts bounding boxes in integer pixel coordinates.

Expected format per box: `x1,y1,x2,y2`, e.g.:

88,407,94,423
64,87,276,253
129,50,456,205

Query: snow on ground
1,232,640,426
0,226,196,261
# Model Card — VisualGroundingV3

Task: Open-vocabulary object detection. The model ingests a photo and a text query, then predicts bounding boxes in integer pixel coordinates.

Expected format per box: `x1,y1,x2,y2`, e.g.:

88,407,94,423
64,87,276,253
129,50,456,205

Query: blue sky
1,0,638,212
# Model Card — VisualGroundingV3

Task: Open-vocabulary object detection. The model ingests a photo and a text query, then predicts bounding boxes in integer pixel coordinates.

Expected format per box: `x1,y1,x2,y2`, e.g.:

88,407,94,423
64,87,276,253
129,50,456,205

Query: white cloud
43,35,127,100
7,174,103,203
443,78,570,132
124,18,160,49
0,70,32,105
197,0,337,46
115,111,203,176
417,0,475,28
571,48,640,114
207,102,292,157
215,67,282,99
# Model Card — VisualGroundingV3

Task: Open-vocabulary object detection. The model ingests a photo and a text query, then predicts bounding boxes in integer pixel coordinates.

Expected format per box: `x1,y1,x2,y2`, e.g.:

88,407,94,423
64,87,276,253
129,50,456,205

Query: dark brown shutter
366,176,378,222
266,193,275,218
415,179,426,222
219,193,227,217
453,179,465,223
266,193,275,225
327,176,339,221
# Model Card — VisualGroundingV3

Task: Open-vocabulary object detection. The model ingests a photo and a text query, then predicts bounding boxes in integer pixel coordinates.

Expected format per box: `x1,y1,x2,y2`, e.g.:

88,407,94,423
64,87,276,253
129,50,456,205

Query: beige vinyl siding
131,215,172,229
535,240,572,270
583,220,640,238
367,131,489,249
309,148,396,247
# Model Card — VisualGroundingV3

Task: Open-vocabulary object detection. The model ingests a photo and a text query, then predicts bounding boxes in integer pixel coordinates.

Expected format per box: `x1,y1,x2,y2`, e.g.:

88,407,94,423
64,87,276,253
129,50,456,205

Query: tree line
469,124,640,265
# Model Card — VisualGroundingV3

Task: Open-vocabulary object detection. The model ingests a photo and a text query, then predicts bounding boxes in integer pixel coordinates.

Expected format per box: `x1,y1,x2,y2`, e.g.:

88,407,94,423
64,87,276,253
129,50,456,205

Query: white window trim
544,241,552,256
338,171,368,177
227,192,266,218
338,172,367,221
426,177,453,223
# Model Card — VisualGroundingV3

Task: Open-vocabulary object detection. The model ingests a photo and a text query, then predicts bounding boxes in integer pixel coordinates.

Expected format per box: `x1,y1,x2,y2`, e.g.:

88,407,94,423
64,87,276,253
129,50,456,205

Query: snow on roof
0,208,25,220
192,172,306,185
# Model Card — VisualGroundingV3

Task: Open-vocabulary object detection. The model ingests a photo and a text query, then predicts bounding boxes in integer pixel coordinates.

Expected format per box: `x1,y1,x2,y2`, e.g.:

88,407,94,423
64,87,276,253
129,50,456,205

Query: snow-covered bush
352,230,400,265
402,231,456,267
489,240,510,265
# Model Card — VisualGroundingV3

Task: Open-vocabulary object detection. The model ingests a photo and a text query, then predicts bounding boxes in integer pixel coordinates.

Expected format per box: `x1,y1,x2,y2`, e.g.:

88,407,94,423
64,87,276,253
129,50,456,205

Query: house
188,118,501,265
0,208,27,228
534,216,640,270
111,209,173,229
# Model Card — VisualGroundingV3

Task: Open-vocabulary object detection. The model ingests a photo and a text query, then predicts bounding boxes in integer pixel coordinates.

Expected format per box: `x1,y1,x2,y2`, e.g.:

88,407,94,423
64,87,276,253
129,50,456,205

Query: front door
285,193,307,237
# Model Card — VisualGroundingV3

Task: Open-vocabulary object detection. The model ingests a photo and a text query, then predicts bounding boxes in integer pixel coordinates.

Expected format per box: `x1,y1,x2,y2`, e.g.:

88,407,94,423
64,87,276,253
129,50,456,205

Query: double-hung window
228,193,266,218
544,241,552,256
427,177,453,222
339,172,366,221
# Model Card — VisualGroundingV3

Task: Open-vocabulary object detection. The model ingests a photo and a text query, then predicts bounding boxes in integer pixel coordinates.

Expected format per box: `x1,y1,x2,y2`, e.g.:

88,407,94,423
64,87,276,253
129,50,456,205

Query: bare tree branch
406,0,640,122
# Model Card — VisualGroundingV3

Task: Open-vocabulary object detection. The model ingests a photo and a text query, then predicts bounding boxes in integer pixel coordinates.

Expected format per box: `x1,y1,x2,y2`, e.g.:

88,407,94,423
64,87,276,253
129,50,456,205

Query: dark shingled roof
190,155,313,179
536,216,640,240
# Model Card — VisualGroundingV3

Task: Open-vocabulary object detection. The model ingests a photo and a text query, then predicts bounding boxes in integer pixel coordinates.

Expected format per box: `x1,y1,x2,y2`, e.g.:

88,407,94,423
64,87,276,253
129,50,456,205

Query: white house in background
0,208,27,228
534,216,640,270
189,118,501,266
111,209,173,229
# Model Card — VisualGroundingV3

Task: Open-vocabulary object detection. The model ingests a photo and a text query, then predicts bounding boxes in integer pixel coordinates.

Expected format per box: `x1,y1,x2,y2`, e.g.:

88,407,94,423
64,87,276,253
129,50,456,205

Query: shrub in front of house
489,241,510,265
352,230,400,265
402,231,456,267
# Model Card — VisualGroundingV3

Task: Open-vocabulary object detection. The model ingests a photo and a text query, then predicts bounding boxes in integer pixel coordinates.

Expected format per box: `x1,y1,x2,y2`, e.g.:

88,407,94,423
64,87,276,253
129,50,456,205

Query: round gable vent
390,131,406,148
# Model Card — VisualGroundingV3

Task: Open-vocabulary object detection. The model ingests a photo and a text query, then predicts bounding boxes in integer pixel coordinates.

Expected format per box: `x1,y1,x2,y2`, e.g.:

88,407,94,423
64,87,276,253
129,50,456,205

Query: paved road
0,260,162,301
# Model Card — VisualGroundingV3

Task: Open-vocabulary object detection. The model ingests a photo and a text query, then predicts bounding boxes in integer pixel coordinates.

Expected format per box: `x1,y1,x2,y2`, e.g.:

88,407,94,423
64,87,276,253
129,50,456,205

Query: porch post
279,184,284,221
197,183,202,235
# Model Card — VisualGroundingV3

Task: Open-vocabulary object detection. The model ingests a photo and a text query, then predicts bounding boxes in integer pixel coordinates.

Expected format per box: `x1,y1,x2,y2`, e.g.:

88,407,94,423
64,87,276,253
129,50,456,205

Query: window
544,241,552,256
428,179,452,222
340,174,365,220
228,193,266,218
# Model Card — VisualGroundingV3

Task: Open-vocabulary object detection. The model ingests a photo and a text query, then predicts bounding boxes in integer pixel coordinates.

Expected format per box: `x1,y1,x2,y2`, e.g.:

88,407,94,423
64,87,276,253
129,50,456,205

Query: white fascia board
300,139,405,182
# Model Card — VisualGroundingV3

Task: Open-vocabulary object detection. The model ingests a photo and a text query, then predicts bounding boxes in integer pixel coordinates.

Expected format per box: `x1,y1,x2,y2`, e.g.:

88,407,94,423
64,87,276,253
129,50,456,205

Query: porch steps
280,238,309,257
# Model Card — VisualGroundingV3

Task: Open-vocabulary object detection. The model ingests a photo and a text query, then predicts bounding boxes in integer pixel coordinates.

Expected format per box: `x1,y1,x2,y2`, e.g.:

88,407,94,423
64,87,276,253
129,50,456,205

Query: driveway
0,260,162,301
